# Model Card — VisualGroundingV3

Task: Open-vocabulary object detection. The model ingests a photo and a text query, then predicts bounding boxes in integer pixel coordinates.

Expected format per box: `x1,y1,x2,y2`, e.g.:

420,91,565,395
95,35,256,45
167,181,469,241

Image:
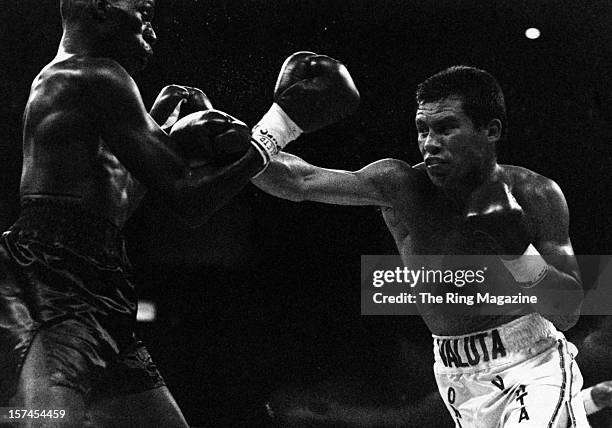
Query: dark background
1,0,612,426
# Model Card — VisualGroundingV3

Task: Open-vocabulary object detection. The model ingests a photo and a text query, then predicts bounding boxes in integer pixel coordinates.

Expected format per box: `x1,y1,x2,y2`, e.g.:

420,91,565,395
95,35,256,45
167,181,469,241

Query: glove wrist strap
250,103,303,178
501,244,549,288
252,103,303,155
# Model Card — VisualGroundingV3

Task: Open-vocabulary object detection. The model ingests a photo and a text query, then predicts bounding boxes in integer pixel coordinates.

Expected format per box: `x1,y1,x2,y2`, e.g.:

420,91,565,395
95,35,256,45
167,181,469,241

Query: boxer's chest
383,192,466,255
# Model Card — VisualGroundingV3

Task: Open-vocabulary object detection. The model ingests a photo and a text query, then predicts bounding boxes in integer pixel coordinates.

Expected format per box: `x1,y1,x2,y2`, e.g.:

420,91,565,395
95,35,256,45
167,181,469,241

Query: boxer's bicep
301,166,382,205
524,180,583,330
351,159,415,206
533,180,582,284
89,63,188,198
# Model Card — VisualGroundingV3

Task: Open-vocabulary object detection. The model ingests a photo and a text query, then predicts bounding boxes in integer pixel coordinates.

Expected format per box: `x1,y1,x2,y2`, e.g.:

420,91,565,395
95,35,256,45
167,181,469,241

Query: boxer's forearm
175,148,265,226
521,266,583,330
253,152,394,206
582,381,612,415
252,155,311,202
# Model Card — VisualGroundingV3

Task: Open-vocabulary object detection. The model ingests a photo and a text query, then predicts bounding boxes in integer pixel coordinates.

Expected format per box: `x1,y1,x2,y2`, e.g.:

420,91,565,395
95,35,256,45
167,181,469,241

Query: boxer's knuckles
273,51,360,133
169,110,251,164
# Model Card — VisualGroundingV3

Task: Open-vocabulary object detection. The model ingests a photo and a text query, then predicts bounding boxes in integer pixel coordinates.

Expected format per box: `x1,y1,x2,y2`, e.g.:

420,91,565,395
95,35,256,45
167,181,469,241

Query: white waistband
432,313,560,373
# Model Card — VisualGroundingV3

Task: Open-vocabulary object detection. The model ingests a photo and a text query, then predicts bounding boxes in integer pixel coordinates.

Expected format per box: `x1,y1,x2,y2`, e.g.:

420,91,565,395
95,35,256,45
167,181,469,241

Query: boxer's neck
58,26,99,58
443,161,500,207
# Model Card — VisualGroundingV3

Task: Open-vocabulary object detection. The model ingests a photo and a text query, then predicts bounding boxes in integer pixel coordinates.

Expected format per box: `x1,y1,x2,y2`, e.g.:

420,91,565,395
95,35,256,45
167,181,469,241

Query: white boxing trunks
432,313,589,427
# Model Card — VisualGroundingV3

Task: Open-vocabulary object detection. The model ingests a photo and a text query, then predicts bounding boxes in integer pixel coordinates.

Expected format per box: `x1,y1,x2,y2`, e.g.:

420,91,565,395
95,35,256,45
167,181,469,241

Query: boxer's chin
426,171,451,188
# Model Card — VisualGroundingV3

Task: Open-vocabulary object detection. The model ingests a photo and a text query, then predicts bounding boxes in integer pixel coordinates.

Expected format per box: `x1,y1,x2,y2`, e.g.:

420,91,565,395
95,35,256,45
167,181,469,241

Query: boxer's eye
416,126,429,137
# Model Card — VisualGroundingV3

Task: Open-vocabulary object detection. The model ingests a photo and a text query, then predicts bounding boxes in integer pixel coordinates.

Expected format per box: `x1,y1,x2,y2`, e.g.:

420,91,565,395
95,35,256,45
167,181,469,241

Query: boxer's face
101,0,157,74
416,96,492,189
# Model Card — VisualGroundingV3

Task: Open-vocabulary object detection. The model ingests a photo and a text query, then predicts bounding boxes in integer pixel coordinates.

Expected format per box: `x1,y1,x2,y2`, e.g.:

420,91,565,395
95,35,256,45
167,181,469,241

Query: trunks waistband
432,313,560,373
5,198,127,264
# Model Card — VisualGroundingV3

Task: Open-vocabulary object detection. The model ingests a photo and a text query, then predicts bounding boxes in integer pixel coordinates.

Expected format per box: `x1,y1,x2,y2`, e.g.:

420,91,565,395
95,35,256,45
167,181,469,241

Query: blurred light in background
525,27,541,39
137,300,157,322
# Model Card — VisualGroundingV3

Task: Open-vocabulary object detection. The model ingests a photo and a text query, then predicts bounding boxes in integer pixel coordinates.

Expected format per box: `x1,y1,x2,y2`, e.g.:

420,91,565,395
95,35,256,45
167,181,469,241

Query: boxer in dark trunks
254,66,589,427
0,0,359,426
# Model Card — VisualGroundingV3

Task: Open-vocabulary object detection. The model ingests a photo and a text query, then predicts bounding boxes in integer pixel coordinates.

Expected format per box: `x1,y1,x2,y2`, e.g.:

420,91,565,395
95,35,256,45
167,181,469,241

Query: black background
1,0,612,425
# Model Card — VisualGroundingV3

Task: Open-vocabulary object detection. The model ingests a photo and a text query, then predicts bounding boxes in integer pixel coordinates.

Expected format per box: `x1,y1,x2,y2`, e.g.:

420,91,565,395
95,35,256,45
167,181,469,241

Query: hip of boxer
432,313,589,427
0,197,153,403
8,196,130,269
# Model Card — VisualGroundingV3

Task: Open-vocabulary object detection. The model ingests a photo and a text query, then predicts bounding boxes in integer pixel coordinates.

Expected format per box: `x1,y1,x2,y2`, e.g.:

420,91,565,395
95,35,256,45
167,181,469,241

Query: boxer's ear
485,118,502,144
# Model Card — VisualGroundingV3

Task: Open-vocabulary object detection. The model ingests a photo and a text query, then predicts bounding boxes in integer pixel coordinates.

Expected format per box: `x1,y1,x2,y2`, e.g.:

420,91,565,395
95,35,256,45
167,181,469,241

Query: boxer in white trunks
253,65,589,427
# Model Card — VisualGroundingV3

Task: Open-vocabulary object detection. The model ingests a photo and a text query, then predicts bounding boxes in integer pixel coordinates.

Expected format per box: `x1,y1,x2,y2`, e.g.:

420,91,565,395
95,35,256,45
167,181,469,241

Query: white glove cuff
581,387,603,415
251,103,303,157
501,244,549,288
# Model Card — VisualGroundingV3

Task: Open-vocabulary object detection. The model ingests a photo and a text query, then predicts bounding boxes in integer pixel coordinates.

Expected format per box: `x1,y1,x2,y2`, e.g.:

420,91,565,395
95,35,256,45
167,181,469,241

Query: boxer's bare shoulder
24,56,136,147
499,164,569,248
500,164,563,204
29,56,132,102
360,158,422,205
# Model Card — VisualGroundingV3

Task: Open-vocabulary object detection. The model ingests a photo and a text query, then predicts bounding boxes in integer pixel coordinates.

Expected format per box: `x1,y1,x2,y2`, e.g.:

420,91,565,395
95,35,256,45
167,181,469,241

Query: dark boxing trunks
0,198,164,404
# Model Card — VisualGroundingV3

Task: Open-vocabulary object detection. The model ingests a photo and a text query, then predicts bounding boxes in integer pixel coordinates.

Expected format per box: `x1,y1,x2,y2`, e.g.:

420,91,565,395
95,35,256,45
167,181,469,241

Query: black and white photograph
1,0,612,426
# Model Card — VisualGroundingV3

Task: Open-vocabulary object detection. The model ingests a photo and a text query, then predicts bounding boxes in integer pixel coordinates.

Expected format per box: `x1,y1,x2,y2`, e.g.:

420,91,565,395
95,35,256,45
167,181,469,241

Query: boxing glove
170,109,251,166
463,181,530,257
251,52,360,164
464,182,548,287
150,85,213,131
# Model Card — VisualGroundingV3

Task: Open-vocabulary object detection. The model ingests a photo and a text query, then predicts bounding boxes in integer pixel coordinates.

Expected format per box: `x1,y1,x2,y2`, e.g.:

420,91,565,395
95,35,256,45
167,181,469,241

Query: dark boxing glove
464,182,548,287
464,181,530,257
170,109,251,166
150,85,213,131
250,52,360,165
274,51,360,132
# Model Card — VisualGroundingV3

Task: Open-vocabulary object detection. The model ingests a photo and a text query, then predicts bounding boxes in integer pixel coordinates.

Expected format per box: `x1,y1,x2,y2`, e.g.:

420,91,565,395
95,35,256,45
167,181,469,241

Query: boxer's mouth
425,157,448,167
425,157,451,176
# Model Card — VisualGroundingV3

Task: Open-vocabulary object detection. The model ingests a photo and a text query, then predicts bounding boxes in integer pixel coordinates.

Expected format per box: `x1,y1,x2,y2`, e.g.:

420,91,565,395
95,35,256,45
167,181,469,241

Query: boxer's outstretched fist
274,51,360,133
251,52,360,164
150,85,213,130
170,109,250,166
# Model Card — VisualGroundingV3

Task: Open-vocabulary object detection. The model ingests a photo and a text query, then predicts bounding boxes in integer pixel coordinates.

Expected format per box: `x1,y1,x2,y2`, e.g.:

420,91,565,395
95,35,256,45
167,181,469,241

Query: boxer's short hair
416,66,507,139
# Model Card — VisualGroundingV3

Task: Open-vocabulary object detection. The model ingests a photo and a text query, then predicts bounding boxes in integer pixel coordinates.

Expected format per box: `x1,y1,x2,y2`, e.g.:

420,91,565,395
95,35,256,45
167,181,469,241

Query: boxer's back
21,56,138,228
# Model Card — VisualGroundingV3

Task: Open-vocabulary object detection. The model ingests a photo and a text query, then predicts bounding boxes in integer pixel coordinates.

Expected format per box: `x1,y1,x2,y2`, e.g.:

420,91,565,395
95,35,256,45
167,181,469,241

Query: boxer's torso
21,56,142,229
382,163,542,335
